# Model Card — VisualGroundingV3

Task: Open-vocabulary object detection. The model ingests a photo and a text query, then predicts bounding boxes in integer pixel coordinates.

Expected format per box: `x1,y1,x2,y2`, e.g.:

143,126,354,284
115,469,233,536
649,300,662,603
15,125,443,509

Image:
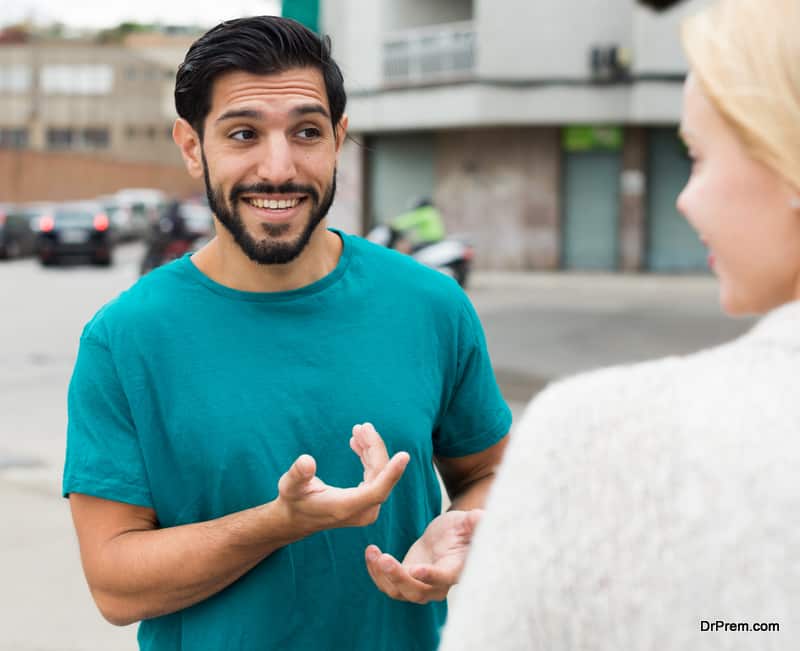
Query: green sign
282,0,320,33
563,126,624,152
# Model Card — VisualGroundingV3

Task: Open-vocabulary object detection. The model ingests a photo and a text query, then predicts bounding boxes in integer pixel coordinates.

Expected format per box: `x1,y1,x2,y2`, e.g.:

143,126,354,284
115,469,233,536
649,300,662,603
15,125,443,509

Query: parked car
97,194,136,243
37,201,115,266
114,188,167,237
178,201,215,239
0,203,38,259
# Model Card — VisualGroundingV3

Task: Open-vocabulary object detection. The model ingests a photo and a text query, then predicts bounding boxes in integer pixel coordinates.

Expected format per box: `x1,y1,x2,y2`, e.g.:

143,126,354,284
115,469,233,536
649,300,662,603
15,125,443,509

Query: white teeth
246,197,300,209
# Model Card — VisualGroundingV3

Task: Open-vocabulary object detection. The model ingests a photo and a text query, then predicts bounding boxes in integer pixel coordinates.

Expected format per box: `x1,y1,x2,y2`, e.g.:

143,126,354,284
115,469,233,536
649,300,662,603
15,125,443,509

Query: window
0,65,32,92
82,128,110,149
47,128,74,149
46,127,110,150
41,65,114,95
0,128,28,148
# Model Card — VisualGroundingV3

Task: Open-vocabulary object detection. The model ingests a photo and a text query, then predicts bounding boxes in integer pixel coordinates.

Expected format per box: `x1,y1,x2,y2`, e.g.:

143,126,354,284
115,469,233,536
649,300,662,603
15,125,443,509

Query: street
0,242,755,651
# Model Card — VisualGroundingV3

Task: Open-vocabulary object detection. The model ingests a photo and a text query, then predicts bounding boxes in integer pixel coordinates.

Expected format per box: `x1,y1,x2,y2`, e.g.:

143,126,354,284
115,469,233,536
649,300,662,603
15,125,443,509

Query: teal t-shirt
63,229,511,651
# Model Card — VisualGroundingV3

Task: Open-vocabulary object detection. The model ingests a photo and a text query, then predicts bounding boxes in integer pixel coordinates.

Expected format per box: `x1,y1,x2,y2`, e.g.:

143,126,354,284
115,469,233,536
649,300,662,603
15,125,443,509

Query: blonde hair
682,0,800,190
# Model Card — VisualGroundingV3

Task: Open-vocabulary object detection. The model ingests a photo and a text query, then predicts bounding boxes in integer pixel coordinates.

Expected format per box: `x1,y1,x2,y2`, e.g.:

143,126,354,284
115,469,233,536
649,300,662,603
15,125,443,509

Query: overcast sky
2,0,282,29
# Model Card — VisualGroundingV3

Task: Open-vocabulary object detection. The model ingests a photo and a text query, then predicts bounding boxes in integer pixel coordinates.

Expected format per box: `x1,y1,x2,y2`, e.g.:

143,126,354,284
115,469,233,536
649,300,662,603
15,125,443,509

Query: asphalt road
0,241,756,650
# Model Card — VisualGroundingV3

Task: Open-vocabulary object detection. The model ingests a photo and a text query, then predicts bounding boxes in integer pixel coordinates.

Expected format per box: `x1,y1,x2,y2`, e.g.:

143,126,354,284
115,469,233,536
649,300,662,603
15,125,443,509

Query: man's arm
436,434,510,511
364,434,509,604
70,424,408,626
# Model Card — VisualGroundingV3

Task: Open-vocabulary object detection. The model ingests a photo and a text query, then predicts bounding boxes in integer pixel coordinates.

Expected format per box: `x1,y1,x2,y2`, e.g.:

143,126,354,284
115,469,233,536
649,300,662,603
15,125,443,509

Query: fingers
409,564,459,588
351,423,389,483
277,454,317,499
365,547,448,604
461,509,484,536
365,545,402,600
364,451,410,502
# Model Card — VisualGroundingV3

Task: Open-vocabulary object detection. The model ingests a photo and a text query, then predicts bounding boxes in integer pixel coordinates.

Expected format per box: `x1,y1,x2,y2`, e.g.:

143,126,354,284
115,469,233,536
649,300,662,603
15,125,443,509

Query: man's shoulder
348,233,466,305
81,259,189,345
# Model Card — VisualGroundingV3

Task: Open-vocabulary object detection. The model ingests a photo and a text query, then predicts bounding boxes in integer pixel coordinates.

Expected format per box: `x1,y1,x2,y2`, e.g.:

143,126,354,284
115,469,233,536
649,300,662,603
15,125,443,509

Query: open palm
365,509,483,604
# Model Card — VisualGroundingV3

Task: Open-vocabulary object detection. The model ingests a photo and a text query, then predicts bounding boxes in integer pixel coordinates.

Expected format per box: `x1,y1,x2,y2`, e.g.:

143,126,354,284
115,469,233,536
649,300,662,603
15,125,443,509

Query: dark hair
175,16,346,139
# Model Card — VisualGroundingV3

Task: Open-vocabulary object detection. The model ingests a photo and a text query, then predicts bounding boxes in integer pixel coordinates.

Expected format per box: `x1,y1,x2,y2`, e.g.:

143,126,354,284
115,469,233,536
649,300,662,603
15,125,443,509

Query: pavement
0,252,757,650
468,269,754,406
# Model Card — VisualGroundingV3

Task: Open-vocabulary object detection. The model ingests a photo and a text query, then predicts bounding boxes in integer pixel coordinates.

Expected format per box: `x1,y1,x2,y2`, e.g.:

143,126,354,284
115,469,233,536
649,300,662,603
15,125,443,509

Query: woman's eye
230,129,256,141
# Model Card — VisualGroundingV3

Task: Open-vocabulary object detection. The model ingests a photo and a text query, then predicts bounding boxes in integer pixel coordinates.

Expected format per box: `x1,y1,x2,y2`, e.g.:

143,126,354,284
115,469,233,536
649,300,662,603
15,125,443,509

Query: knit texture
441,302,800,651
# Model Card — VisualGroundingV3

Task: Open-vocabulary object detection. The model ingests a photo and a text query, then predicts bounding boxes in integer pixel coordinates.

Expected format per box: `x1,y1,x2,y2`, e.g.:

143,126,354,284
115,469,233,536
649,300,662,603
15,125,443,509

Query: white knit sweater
440,302,800,651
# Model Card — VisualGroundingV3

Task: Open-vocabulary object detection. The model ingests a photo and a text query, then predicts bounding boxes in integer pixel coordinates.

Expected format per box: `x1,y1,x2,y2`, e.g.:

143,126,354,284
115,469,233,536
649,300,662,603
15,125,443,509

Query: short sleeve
434,296,512,457
63,334,153,508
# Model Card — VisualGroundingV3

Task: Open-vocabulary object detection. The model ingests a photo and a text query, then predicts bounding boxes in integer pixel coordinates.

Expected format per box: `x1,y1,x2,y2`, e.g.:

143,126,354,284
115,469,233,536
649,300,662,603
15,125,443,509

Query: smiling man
63,16,511,651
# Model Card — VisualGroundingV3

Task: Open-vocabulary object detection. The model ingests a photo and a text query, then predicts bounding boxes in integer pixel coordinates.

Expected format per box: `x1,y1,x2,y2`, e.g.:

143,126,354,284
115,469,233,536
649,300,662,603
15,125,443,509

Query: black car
37,202,115,266
0,203,38,259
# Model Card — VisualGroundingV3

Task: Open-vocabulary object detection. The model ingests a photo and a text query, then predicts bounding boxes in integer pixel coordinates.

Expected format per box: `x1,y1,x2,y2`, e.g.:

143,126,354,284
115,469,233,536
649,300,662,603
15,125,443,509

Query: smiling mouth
243,196,307,211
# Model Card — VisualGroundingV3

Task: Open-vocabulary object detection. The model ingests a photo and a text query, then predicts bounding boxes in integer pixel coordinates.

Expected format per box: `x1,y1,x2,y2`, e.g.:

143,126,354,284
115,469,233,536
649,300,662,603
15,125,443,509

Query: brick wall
0,148,202,203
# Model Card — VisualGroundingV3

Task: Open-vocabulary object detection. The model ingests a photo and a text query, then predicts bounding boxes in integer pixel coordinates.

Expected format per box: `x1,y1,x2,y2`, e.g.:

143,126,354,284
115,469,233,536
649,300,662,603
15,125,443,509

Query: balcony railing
383,21,476,86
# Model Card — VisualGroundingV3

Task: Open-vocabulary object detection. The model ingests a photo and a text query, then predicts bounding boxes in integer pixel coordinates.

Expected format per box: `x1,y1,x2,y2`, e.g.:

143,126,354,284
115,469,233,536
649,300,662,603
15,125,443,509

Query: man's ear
334,114,349,154
173,118,204,179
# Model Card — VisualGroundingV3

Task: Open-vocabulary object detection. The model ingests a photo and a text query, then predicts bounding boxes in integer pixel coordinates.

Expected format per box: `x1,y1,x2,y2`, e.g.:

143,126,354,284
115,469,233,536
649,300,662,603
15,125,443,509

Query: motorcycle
139,201,213,276
139,237,198,275
366,224,474,288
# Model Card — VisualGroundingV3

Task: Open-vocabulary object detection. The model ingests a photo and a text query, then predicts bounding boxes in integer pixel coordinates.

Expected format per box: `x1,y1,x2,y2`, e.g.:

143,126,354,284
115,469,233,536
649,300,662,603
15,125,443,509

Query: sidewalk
1,471,138,651
467,269,754,402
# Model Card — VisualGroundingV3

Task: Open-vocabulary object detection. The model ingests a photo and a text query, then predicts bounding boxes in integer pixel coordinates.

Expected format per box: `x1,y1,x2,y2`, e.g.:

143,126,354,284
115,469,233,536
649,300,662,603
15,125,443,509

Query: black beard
202,151,336,265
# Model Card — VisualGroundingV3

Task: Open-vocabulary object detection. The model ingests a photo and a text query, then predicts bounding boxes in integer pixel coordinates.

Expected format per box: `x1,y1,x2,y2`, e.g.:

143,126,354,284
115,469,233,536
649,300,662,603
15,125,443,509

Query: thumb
278,454,316,497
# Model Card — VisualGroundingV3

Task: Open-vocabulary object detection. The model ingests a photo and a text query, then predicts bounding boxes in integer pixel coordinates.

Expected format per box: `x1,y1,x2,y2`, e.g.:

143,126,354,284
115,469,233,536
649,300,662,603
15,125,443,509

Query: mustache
230,182,319,204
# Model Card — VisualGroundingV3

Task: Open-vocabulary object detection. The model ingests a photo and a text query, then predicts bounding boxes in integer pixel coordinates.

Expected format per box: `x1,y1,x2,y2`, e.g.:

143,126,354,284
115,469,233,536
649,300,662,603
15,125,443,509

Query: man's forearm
86,500,293,626
448,472,497,512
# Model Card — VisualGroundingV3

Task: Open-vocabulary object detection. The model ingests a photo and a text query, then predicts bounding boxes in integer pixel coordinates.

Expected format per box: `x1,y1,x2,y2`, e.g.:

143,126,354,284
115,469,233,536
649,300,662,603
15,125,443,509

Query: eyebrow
215,108,264,124
290,104,330,120
215,104,330,125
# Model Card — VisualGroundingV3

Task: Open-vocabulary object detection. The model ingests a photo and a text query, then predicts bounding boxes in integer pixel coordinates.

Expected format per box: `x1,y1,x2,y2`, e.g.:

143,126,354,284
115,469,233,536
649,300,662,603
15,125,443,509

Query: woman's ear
173,118,204,179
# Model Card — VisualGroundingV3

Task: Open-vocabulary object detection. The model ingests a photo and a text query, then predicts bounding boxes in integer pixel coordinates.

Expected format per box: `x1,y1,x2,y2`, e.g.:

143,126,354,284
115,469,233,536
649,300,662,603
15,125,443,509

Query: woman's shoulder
528,312,793,422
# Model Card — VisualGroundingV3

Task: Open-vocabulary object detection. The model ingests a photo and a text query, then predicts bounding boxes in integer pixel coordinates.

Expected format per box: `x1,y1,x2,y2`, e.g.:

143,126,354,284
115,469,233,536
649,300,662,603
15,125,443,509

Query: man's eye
297,127,321,139
230,129,256,141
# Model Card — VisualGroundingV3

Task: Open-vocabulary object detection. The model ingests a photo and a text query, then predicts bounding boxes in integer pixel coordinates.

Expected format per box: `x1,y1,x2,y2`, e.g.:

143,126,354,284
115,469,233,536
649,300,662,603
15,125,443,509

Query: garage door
646,128,707,272
368,133,435,228
562,150,621,270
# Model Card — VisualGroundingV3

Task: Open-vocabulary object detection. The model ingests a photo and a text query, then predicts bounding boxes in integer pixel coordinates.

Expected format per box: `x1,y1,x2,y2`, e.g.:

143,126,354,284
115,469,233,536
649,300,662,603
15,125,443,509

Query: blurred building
0,34,192,166
324,0,710,272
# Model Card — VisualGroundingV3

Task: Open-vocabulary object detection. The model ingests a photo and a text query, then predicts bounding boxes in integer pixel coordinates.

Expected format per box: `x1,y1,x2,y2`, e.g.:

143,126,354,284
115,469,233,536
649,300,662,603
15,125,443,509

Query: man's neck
191,224,342,293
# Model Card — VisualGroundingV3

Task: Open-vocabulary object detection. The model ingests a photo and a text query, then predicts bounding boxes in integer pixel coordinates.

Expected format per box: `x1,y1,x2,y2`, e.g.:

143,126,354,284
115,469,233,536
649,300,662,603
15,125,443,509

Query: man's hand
276,423,409,538
365,509,483,604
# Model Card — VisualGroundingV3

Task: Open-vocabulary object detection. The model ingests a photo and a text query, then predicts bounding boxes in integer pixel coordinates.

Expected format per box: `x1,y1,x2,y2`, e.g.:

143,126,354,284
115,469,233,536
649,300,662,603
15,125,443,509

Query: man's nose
255,135,298,184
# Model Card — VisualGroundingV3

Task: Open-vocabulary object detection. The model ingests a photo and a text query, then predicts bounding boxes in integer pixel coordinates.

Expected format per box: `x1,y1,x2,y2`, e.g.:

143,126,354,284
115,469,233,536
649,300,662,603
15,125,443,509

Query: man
64,16,510,651
390,197,446,254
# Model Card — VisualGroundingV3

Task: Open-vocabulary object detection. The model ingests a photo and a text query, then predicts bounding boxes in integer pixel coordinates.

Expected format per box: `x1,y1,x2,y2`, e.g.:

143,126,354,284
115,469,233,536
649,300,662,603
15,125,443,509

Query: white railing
383,21,476,86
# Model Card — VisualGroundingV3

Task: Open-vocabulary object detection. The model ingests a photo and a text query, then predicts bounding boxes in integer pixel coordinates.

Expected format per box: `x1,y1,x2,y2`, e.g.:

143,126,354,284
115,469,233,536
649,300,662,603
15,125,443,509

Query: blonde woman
440,1,800,649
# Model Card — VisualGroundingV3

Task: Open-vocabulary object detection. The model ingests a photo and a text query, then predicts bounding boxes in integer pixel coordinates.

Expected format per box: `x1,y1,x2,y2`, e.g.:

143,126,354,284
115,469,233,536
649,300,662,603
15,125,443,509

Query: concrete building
323,0,711,272
0,36,191,166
